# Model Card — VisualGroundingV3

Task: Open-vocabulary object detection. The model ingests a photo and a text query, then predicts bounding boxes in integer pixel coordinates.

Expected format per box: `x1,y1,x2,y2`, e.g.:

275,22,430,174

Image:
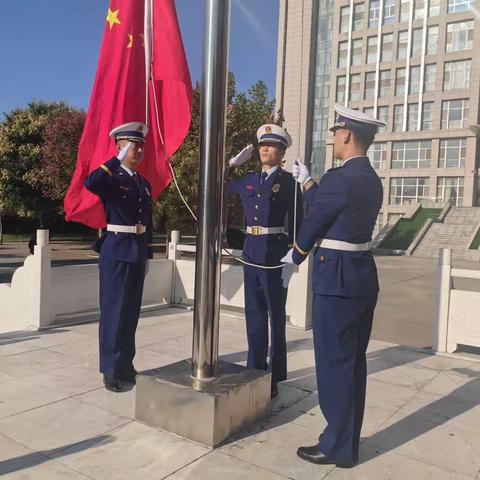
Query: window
394,105,405,132
407,103,419,131
448,0,476,13
427,26,439,55
353,3,365,31
340,5,351,33
350,74,361,102
381,33,393,62
392,141,432,168
412,28,424,58
351,38,363,66
364,107,374,116
379,70,391,97
424,64,436,92
383,0,396,24
367,36,378,64
336,76,347,103
409,65,421,95
446,21,474,52
378,106,389,132
442,99,469,129
439,139,467,168
338,41,348,68
365,72,376,100
414,0,426,20
395,67,406,96
437,177,464,206
444,60,471,91
368,143,387,169
422,102,434,130
430,0,441,16
390,178,429,205
400,0,411,22
397,31,408,60
369,0,380,28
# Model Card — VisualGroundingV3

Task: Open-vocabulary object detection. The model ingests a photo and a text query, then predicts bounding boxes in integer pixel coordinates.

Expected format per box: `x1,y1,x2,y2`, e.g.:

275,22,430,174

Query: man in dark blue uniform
85,122,153,392
282,105,385,467
227,124,303,398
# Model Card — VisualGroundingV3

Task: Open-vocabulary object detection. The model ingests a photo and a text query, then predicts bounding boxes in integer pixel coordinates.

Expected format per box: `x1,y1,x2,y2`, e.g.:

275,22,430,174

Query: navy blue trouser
243,265,288,383
313,293,377,463
98,256,146,376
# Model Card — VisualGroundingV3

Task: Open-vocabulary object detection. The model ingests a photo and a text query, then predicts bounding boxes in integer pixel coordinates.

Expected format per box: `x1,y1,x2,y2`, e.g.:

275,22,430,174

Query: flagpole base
135,359,271,448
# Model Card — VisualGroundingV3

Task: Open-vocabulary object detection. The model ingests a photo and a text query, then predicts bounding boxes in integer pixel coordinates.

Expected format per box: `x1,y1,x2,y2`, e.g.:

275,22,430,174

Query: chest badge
246,185,254,191
272,183,280,193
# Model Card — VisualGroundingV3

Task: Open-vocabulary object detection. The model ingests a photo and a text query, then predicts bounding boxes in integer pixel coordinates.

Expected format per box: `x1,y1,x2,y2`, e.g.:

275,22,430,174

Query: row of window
338,21,474,68
367,138,468,169
340,0,476,33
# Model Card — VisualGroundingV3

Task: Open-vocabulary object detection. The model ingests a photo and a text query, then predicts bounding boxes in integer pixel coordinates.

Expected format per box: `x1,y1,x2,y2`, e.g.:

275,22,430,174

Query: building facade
276,0,480,231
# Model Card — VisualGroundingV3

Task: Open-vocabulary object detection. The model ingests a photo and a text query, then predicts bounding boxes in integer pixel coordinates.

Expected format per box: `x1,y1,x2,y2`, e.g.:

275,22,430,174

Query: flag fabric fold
64,0,192,229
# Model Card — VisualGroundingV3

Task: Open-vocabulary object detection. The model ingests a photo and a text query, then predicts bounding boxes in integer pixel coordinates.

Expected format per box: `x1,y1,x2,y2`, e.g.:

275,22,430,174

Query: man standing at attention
282,105,385,467
227,124,303,398
85,122,153,393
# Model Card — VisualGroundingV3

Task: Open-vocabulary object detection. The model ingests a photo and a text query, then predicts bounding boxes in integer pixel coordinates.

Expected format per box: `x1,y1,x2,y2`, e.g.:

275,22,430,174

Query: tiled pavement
0,307,479,479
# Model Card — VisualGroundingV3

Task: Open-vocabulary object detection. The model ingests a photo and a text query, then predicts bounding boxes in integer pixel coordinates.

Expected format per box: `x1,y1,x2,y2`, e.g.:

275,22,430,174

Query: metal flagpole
144,0,153,127
191,0,231,380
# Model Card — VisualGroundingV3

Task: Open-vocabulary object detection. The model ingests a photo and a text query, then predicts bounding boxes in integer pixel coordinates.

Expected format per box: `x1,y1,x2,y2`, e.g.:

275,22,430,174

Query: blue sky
0,0,279,116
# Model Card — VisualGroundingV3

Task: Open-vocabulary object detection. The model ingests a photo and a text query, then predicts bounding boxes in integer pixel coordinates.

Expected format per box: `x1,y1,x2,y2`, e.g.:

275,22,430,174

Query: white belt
246,226,285,236
107,224,146,235
316,239,370,252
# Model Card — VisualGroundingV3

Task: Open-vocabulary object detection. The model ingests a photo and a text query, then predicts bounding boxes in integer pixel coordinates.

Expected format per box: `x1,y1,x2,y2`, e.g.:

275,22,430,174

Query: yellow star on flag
127,34,133,48
106,8,121,30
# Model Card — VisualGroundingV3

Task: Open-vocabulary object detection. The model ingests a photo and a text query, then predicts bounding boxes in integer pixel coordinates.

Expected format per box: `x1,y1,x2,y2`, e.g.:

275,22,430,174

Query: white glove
281,264,295,288
292,159,312,185
229,144,254,167
281,248,295,264
117,142,132,162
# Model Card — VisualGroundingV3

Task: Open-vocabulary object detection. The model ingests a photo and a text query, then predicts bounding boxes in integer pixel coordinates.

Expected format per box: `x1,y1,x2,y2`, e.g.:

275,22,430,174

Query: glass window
407,103,419,131
364,107,374,116
394,105,405,132
383,0,396,24
443,60,471,91
336,76,347,103
365,72,376,100
367,36,378,64
340,5,351,33
412,28,424,58
378,106,389,133
397,31,408,60
424,64,436,92
446,21,474,52
379,70,391,98
392,141,432,169
439,139,467,168
414,0,426,19
448,0,476,13
395,67,406,96
368,143,387,169
422,102,434,130
369,0,380,28
353,3,365,31
351,38,363,66
442,99,469,129
427,26,439,55
437,177,464,206
430,0,441,16
400,0,411,22
409,65,421,95
350,74,361,102
381,33,393,62
338,41,348,68
390,178,429,205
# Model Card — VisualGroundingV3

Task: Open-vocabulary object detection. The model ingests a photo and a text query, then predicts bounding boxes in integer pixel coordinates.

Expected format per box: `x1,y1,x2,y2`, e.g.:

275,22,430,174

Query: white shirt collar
120,164,136,177
262,165,279,178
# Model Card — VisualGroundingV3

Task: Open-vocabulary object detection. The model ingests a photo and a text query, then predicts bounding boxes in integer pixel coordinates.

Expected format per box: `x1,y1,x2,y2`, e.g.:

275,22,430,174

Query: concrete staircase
412,207,480,260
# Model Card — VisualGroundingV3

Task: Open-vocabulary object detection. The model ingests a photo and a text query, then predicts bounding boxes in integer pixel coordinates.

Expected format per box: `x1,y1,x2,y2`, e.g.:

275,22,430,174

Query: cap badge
265,126,272,134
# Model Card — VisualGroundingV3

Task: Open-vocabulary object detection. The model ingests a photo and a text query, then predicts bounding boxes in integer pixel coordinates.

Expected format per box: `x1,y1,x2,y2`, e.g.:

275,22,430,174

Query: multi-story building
276,0,480,231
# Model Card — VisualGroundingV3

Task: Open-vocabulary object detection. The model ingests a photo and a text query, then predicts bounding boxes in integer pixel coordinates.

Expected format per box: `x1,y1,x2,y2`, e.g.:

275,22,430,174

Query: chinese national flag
64,0,192,228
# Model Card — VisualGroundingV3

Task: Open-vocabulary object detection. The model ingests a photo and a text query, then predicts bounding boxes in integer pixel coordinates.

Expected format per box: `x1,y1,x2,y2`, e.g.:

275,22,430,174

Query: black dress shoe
297,443,355,468
120,368,138,384
103,375,123,392
271,382,278,398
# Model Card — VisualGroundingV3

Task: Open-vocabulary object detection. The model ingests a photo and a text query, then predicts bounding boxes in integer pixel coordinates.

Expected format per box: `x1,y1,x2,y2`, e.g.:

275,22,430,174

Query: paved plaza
1,307,479,479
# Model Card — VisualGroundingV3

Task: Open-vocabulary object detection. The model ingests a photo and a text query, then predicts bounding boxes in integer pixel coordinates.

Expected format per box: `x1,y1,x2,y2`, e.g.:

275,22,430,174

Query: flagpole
144,0,153,127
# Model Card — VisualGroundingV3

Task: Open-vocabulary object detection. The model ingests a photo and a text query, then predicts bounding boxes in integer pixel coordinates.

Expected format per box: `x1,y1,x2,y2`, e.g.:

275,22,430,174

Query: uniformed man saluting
84,122,153,393
282,105,385,467
227,124,303,398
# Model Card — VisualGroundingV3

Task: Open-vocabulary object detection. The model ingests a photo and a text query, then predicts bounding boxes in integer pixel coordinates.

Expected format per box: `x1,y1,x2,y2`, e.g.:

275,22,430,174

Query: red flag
64,0,192,228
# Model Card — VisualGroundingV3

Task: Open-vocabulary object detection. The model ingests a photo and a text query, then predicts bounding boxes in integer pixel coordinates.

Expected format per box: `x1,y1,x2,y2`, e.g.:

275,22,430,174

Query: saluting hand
228,144,254,167
292,159,312,185
117,142,132,162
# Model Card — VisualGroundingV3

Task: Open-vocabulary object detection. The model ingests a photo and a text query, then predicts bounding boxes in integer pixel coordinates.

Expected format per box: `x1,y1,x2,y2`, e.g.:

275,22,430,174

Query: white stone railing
434,248,480,353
